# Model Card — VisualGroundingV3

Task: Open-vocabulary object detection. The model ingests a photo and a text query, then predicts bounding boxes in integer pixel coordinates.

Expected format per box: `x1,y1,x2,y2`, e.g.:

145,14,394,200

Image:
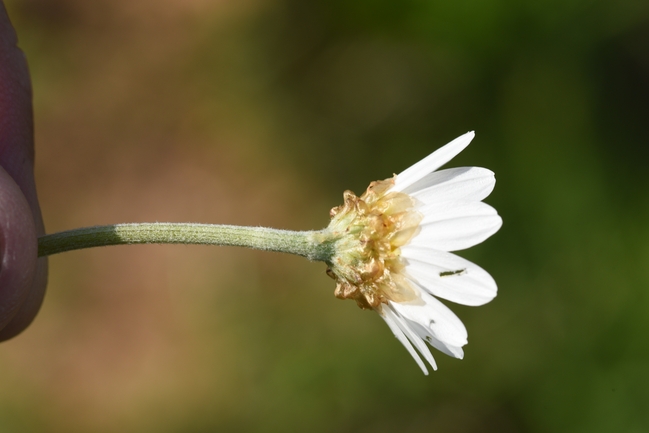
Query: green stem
38,223,334,262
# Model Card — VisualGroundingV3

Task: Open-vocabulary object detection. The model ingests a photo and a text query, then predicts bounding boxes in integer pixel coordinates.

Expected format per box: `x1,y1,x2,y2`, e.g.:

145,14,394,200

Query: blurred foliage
1,0,649,431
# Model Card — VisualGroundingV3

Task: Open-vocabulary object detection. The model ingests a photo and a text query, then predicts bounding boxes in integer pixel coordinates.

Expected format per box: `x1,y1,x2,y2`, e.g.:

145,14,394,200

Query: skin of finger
0,2,49,340
0,167,37,330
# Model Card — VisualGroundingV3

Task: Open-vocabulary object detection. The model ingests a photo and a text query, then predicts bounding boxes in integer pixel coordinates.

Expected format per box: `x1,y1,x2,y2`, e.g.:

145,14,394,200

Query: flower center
325,178,422,309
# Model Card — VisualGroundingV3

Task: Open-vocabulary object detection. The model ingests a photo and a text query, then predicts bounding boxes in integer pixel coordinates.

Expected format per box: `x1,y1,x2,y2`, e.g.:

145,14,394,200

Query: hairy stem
38,223,334,262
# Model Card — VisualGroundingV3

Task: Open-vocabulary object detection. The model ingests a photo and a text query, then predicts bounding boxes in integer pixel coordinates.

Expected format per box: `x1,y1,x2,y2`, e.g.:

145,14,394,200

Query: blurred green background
2,0,649,431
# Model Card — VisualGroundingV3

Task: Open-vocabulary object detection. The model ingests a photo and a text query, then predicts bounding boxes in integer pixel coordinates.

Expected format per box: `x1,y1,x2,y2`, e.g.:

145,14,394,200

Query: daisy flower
36,129,499,375
324,131,502,374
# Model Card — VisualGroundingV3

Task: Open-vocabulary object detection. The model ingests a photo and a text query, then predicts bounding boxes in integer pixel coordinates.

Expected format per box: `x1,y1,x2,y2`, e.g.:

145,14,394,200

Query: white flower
324,131,501,374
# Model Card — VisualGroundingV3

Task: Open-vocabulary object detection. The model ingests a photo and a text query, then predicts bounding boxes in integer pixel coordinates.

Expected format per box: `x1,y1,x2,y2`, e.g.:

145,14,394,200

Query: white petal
401,247,497,306
383,306,439,372
380,307,429,374
407,322,465,359
406,167,496,204
393,131,475,192
410,201,502,252
390,292,468,349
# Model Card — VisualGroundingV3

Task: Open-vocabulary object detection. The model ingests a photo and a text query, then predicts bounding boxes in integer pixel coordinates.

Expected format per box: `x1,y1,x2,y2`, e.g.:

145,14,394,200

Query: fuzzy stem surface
38,223,334,262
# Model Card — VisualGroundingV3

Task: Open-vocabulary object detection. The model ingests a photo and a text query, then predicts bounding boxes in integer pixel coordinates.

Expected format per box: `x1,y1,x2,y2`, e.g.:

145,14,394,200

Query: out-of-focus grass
1,0,649,431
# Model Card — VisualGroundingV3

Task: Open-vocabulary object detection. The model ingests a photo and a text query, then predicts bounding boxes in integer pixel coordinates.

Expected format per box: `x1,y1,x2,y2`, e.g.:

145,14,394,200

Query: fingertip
0,256,47,341
0,166,38,332
0,4,46,340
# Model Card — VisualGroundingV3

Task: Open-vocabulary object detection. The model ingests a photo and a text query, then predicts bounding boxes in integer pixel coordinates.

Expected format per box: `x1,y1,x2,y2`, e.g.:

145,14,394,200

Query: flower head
324,131,501,374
